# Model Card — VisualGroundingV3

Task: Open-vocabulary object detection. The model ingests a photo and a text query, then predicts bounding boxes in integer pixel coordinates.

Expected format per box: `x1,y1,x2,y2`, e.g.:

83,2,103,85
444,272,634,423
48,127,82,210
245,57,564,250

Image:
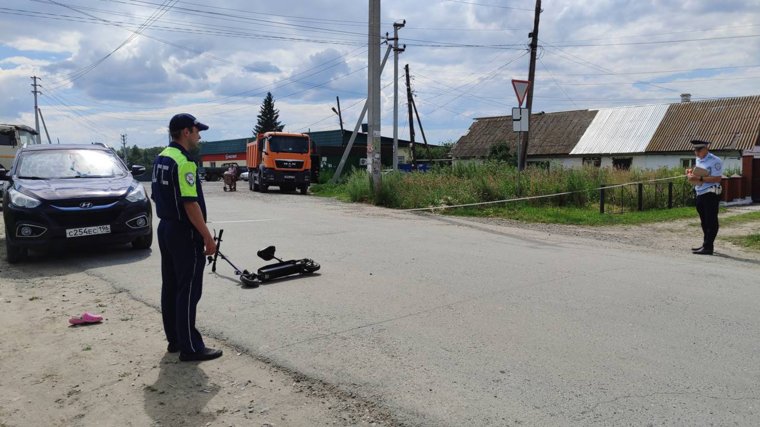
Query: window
612,158,632,170
681,158,696,168
583,157,601,167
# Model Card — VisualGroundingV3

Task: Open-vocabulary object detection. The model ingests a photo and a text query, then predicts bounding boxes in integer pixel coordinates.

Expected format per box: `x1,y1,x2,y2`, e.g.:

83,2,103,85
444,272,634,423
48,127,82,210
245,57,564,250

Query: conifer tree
253,92,284,135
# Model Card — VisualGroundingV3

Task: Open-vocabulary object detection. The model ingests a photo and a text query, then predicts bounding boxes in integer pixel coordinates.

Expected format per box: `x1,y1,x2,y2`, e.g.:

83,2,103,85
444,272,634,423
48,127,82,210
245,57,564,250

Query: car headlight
126,185,147,203
9,188,41,208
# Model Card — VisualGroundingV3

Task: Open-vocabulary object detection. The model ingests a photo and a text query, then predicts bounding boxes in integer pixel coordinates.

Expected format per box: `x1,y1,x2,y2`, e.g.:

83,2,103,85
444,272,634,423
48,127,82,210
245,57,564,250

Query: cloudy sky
1,0,759,148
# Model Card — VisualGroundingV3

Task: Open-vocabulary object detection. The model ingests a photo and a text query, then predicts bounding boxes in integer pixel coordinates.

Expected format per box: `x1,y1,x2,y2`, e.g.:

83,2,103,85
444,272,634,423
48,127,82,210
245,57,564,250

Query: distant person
223,164,237,191
151,113,222,361
686,139,723,255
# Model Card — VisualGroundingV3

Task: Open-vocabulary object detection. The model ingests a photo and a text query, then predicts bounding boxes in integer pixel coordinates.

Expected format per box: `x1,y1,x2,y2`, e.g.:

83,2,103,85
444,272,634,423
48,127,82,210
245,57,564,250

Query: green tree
253,92,284,135
426,141,455,159
488,142,516,165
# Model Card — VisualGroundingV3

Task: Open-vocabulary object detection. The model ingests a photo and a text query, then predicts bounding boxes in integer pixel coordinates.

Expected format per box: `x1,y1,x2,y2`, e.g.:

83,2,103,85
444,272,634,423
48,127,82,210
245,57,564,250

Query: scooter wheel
240,271,259,288
301,259,320,274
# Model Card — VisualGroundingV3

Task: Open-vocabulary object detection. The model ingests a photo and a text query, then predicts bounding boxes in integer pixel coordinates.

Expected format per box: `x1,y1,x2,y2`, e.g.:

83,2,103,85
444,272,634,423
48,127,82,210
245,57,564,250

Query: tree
488,142,516,165
253,92,284,136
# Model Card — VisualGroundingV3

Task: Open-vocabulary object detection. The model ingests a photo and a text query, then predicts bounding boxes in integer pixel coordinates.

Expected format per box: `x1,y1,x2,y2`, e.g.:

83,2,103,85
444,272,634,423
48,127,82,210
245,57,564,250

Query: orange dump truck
246,131,312,194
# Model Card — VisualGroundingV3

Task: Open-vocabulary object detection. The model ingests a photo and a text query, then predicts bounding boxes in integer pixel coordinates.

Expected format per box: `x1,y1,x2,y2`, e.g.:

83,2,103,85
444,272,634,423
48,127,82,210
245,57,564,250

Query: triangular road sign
512,79,531,107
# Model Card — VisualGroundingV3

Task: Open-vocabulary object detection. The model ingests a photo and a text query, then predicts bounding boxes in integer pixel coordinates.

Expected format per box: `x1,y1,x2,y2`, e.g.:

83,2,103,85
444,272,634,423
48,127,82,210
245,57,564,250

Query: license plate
66,225,111,238
284,175,295,180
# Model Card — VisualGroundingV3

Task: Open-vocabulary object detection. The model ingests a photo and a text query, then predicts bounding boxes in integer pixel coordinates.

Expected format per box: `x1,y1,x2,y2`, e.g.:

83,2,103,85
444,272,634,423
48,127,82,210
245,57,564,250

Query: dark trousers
158,220,206,353
696,192,720,250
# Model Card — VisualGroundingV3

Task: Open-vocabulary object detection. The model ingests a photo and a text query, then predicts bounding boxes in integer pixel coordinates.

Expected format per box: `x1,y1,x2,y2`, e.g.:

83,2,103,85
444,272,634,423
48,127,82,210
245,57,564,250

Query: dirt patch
0,222,399,427
438,204,760,264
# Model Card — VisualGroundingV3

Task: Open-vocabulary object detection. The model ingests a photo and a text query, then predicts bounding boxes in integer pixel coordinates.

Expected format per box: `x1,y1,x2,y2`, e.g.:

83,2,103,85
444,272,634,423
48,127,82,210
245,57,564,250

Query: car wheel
5,239,26,264
132,231,153,249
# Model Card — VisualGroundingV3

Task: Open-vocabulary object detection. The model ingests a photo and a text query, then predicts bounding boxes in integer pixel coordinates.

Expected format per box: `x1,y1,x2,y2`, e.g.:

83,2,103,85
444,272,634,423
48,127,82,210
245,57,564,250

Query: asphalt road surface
75,184,760,426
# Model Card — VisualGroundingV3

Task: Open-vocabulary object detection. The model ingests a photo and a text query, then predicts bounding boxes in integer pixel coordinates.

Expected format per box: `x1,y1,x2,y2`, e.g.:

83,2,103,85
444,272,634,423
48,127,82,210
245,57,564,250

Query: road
75,184,760,426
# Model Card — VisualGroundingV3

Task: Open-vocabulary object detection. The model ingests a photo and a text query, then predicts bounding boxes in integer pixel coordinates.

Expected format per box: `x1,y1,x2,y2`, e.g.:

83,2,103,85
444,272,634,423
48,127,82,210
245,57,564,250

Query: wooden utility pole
390,20,405,171
518,0,541,171
404,64,416,168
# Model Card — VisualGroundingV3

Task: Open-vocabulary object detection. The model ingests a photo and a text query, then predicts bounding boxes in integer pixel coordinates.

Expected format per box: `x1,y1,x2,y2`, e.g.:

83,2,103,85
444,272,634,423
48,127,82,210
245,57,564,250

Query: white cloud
0,0,756,147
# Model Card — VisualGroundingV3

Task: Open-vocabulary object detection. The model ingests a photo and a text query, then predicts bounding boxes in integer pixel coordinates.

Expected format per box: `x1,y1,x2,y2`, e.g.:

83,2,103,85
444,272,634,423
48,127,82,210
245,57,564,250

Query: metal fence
599,179,695,214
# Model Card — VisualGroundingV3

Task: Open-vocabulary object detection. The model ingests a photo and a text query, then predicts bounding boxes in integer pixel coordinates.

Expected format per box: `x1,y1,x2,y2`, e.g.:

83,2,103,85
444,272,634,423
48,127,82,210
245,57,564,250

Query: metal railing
599,179,694,214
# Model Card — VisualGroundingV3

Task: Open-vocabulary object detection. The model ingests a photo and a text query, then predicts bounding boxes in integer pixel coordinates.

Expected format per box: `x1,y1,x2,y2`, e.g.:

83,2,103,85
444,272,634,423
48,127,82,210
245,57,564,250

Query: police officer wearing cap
686,139,723,255
151,113,222,361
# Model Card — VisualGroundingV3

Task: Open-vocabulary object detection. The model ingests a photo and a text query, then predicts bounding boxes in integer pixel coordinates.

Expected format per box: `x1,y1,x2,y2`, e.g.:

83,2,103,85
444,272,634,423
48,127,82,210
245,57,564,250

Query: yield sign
512,79,531,107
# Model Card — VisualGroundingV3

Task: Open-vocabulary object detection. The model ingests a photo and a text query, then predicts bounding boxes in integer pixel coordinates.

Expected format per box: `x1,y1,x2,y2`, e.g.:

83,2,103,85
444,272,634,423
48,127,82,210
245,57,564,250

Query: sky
0,0,759,149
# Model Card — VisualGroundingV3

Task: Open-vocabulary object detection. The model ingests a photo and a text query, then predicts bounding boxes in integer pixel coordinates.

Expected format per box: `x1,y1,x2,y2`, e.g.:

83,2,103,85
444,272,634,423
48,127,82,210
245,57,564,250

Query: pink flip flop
69,312,103,325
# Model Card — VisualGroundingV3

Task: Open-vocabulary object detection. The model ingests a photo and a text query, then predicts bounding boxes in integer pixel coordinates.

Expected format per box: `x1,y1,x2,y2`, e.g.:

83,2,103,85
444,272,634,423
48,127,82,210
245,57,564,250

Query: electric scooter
207,229,320,287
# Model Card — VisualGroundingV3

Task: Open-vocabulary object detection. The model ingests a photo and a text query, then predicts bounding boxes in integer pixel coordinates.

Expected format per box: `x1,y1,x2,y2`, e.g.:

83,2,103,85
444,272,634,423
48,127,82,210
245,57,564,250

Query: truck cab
247,132,312,194
0,124,39,171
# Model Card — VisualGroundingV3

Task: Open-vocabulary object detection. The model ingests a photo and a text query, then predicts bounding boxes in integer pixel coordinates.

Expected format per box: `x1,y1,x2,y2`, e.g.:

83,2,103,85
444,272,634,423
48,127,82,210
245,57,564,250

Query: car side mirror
131,164,146,176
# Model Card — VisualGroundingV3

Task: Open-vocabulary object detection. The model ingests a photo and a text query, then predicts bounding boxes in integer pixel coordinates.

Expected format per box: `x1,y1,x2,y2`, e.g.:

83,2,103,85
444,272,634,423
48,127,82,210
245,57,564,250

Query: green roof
307,129,412,148
200,138,250,155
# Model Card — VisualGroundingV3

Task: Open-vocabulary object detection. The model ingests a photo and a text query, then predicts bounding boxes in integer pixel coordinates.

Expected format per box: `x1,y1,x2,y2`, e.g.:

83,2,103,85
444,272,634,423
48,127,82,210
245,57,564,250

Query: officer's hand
204,235,217,256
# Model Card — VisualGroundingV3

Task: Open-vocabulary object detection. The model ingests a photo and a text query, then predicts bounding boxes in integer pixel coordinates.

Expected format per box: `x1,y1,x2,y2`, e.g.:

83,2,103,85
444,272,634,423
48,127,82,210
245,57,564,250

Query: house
452,95,760,200
450,110,598,166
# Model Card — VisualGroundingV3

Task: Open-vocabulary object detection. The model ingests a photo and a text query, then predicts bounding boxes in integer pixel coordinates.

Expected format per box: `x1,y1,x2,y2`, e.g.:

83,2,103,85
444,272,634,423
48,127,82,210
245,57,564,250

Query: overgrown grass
447,205,696,226
724,234,760,251
310,163,696,225
718,211,760,227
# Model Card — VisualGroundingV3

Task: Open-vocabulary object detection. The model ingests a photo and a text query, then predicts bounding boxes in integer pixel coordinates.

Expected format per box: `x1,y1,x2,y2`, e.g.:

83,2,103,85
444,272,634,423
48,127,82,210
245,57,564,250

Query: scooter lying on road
207,229,320,288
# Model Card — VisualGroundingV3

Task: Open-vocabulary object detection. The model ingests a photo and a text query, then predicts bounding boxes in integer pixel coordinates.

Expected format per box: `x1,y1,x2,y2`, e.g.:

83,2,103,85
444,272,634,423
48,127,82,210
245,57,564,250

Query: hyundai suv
1,144,152,263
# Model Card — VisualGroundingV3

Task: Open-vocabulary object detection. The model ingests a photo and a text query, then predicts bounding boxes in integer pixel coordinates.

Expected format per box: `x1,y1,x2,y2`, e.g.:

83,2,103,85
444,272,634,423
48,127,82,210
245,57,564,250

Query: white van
0,124,39,170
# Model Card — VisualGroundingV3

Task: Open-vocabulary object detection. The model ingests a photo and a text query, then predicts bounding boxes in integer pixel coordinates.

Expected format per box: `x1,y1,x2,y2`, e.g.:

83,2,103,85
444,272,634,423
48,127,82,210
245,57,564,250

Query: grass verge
444,205,696,226
724,234,760,251
718,211,760,227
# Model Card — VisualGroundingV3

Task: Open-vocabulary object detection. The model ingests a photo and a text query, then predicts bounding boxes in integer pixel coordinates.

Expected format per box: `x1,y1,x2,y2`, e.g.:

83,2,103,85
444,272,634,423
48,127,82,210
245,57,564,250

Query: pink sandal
69,312,103,325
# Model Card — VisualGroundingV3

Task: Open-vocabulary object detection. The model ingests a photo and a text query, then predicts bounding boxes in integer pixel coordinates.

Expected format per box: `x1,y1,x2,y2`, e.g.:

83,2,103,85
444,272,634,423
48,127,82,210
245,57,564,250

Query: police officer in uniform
151,113,222,361
686,139,723,255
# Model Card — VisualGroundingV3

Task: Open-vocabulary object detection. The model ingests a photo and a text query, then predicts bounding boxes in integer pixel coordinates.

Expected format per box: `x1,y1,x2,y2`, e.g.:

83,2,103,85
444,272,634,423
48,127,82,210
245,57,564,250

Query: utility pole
404,64,416,168
37,108,52,144
367,0,382,193
518,0,541,171
330,45,392,184
121,134,128,165
331,96,344,140
31,76,42,144
388,20,405,171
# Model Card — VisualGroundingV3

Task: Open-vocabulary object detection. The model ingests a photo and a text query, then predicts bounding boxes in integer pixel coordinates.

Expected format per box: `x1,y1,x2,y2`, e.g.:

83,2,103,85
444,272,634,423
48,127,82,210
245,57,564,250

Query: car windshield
268,136,309,154
16,149,127,179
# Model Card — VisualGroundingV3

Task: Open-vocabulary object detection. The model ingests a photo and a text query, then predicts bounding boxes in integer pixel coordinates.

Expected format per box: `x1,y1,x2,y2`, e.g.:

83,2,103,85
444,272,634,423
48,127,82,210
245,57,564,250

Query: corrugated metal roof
199,138,250,155
646,95,760,152
451,109,596,159
570,104,669,155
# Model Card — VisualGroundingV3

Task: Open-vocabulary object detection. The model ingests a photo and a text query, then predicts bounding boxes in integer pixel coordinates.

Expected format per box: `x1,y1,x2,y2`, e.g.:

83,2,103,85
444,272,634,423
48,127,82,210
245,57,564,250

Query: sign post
512,79,531,107
511,79,531,134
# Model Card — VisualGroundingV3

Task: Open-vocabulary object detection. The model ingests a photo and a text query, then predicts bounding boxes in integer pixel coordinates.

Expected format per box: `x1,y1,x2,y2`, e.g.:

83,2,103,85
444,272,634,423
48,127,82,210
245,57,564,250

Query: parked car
0,143,152,263
239,170,249,181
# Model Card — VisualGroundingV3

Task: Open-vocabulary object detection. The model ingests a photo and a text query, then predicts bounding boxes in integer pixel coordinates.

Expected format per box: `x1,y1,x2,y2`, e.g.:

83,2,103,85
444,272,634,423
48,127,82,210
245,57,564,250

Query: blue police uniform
694,151,722,253
151,142,208,354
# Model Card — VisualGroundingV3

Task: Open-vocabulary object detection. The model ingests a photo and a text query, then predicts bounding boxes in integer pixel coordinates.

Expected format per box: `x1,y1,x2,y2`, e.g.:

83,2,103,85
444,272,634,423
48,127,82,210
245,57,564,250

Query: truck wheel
299,185,308,195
